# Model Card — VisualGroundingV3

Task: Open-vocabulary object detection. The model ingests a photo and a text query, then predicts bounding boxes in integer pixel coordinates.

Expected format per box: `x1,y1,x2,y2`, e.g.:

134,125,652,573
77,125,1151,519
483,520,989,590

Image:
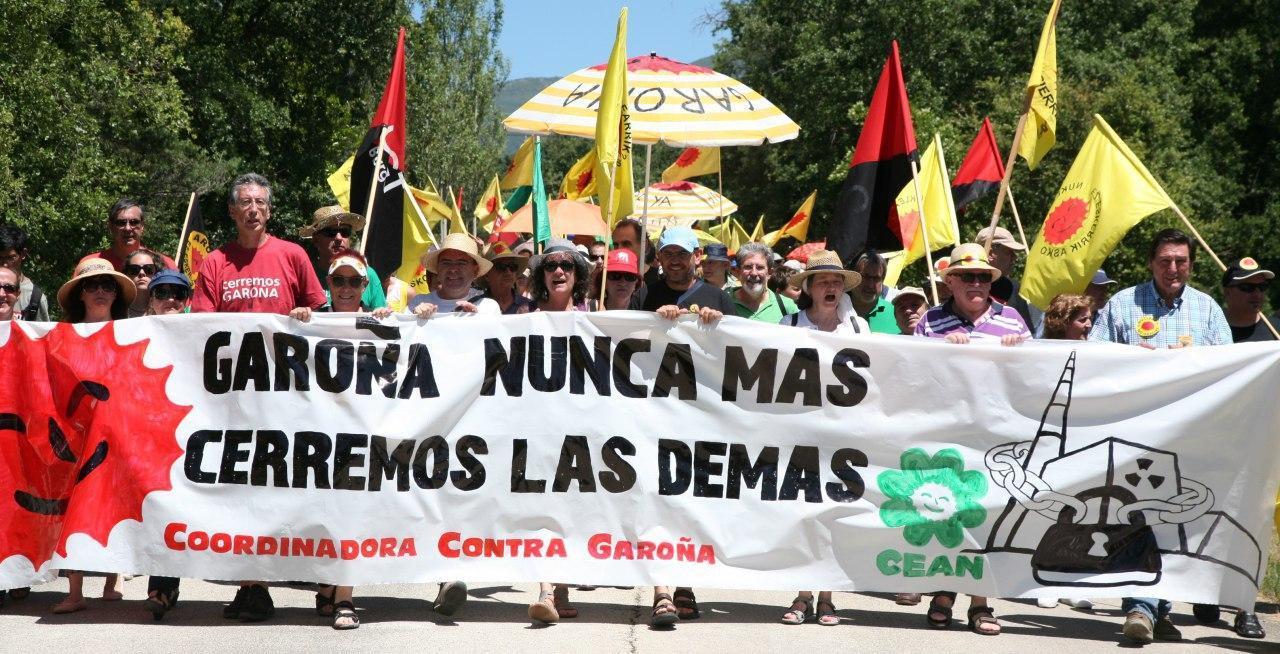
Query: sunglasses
1233,282,1270,293
542,260,575,273
329,274,365,288
958,272,993,284
81,277,118,293
319,226,353,238
607,273,638,283
0,283,17,294
124,263,160,277
587,254,604,262
493,262,521,273
111,218,143,228
150,285,190,302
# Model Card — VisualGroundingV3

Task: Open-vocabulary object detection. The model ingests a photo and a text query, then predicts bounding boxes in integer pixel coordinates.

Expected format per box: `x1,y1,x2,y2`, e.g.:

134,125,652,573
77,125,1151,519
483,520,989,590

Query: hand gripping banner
1,314,1277,608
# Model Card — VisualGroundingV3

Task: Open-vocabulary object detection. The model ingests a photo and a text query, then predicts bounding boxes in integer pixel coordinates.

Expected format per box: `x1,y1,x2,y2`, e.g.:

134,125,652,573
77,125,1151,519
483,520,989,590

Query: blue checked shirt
1089,281,1231,347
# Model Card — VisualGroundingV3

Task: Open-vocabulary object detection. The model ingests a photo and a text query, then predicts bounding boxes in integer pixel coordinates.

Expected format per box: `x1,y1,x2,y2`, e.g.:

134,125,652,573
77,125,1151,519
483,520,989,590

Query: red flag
951,117,1005,211
350,27,409,278
829,41,919,262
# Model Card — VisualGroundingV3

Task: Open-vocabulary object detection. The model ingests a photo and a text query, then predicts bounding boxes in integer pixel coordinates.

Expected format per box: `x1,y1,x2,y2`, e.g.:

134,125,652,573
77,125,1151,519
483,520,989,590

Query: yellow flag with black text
1018,0,1061,170
1021,115,1173,309
593,8,634,227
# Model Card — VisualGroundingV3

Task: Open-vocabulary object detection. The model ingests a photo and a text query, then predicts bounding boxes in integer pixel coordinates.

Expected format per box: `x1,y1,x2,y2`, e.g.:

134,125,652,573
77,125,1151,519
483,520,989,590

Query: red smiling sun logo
675,148,702,168
0,323,189,569
1043,197,1089,245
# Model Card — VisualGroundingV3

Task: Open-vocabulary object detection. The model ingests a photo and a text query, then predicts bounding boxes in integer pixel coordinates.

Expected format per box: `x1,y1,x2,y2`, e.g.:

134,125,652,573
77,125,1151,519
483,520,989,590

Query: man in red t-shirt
78,198,177,271
192,174,326,315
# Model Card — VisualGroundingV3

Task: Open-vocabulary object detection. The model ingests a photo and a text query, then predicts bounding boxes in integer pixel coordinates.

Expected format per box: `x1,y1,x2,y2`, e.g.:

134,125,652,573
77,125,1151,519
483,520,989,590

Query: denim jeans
1122,597,1170,621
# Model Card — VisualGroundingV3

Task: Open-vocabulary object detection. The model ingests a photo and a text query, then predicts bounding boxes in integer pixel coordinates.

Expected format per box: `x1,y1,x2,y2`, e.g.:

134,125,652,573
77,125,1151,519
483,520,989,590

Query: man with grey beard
731,242,797,322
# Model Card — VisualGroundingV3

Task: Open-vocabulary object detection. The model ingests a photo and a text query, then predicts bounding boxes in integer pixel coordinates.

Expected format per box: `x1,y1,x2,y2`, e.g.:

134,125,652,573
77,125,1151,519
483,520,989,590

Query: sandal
651,593,678,627
673,587,700,620
781,596,814,625
315,585,337,617
926,595,953,629
968,605,1001,635
816,600,838,626
145,590,179,621
528,590,558,624
332,600,359,630
553,584,578,619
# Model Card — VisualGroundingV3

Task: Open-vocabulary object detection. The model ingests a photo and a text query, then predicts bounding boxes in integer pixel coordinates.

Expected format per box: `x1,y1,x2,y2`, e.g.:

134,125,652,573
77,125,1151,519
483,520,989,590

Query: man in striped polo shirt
914,242,1031,345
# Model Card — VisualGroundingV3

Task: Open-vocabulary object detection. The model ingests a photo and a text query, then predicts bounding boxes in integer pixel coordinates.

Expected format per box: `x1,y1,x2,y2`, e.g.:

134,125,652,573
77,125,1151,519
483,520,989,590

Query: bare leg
102,573,122,601
53,573,87,613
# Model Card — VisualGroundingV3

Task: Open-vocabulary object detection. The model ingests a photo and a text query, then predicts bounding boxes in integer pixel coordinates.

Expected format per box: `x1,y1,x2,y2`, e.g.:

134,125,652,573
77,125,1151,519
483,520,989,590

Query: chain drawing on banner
976,351,1264,588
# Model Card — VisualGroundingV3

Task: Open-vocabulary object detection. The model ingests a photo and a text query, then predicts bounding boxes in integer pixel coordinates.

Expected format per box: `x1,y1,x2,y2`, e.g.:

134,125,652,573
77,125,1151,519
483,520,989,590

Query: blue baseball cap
150,268,191,289
658,226,698,253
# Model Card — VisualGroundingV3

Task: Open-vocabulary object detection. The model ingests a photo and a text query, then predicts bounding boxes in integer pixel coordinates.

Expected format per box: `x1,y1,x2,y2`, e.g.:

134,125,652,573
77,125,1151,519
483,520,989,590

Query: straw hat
422,232,491,276
942,243,1002,281
484,241,529,273
299,205,366,238
58,258,136,312
789,250,862,291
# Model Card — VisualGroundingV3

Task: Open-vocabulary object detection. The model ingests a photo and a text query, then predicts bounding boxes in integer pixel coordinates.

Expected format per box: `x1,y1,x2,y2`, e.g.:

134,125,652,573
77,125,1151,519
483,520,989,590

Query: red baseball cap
606,249,639,275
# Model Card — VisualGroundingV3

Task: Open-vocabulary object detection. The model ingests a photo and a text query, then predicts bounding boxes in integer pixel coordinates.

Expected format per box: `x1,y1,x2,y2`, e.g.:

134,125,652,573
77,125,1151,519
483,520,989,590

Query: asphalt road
1,578,1277,653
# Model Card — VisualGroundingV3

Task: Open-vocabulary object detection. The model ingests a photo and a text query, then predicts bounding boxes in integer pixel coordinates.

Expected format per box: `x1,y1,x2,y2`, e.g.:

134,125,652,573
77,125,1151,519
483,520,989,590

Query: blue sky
499,1,723,79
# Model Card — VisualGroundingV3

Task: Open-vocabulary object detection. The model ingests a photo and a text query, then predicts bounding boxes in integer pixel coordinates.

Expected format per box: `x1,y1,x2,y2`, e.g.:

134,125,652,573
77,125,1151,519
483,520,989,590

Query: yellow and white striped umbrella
631,181,738,235
503,54,799,147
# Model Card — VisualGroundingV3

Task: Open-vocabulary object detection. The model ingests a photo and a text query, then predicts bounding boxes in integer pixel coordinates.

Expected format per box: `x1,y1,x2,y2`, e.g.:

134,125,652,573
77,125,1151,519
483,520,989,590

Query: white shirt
779,294,870,334
408,290,500,316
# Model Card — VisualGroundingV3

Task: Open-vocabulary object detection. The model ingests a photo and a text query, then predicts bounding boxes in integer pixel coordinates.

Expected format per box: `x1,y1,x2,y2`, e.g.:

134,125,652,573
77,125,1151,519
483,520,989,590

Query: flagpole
640,143,652,272
909,159,939,302
359,126,391,256
174,191,197,263
982,107,1029,253
1004,186,1031,249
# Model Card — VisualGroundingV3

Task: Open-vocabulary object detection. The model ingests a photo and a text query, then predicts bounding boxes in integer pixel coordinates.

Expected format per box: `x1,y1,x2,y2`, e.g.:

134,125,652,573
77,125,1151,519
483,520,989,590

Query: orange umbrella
499,199,609,236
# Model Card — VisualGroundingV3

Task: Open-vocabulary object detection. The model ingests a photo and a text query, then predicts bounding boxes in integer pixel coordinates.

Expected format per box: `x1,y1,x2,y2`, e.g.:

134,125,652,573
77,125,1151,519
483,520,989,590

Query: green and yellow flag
1021,115,1173,309
891,134,959,268
560,148,598,200
1018,0,1061,170
593,8,634,227
501,136,535,190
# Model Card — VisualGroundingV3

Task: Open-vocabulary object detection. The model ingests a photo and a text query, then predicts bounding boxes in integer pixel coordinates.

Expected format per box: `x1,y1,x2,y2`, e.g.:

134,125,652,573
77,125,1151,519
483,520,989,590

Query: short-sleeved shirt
191,236,327,314
1231,316,1279,343
858,296,901,334
483,292,536,315
317,261,386,309
780,309,870,335
79,246,176,271
1089,281,1231,347
733,289,798,323
629,279,735,314
408,290,501,316
915,298,1031,340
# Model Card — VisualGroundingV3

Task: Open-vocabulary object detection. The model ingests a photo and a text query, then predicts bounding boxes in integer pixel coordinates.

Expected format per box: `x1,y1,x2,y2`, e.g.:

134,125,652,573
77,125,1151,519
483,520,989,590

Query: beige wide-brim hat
943,243,1003,281
57,258,136,312
423,232,492,276
299,205,366,238
789,249,862,291
484,241,529,273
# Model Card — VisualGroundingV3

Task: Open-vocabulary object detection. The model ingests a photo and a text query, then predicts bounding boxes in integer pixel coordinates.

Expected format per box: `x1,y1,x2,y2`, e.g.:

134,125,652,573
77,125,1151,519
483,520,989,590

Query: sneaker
238,584,274,622
1192,603,1221,625
433,581,468,617
1123,611,1154,643
1153,617,1182,641
1062,598,1093,610
222,586,249,620
1036,597,1058,608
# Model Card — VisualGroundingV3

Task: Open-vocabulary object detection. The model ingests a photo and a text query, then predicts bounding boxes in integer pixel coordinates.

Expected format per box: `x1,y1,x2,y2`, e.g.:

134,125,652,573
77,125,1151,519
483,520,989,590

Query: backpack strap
849,316,862,333
789,313,800,327
21,283,41,321
774,290,794,317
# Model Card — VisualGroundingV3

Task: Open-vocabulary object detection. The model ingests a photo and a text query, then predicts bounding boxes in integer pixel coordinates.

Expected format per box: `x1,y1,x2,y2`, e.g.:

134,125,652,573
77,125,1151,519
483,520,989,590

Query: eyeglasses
542,260,575,273
587,253,604,262
0,283,17,294
124,263,160,278
329,274,366,288
319,226,353,238
1233,282,1270,293
958,272,992,284
607,273,638,283
493,262,521,273
150,285,190,302
80,277,118,293
111,218,143,228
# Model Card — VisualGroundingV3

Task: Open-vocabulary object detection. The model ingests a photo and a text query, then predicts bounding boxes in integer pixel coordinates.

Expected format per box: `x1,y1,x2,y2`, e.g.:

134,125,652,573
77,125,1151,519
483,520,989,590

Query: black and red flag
350,27,408,278
828,40,918,262
950,117,1005,211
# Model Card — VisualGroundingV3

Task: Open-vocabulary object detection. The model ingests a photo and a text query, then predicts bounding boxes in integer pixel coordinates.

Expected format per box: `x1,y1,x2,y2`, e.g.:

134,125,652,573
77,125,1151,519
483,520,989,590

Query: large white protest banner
1,313,1276,607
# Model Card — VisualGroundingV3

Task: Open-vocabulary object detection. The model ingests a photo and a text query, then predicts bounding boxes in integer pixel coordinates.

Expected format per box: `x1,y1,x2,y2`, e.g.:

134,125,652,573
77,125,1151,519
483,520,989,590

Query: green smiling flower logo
877,448,988,548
